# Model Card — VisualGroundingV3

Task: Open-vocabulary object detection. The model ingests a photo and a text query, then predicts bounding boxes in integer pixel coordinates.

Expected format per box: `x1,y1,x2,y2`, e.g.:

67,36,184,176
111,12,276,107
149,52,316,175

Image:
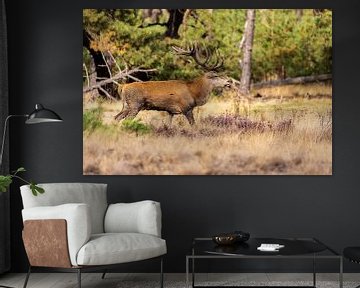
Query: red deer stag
114,44,230,125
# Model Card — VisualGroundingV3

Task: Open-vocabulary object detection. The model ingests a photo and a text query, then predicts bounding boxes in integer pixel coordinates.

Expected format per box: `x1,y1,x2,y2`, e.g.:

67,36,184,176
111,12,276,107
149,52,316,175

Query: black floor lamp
0,103,62,288
0,103,63,167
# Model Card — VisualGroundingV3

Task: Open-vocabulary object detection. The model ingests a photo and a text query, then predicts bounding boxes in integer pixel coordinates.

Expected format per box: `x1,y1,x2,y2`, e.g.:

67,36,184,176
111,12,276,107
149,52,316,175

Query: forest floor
83,83,332,175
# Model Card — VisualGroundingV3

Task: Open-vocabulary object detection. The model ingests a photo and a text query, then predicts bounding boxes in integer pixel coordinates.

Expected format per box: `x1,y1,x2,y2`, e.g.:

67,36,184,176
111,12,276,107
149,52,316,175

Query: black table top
192,238,337,257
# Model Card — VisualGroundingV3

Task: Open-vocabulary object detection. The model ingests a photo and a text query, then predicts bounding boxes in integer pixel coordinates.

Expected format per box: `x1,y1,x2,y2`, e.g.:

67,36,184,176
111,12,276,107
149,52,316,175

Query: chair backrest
20,183,108,234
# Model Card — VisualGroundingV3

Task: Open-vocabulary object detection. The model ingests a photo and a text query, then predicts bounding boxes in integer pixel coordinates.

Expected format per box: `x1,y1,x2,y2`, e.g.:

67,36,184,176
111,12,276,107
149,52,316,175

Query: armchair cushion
76,233,166,266
22,203,91,266
104,201,162,237
21,183,108,234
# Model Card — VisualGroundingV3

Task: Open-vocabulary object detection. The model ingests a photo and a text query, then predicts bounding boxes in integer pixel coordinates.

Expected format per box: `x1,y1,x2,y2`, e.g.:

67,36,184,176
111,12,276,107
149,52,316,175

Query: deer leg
168,113,174,126
114,109,130,121
125,108,140,119
185,110,195,125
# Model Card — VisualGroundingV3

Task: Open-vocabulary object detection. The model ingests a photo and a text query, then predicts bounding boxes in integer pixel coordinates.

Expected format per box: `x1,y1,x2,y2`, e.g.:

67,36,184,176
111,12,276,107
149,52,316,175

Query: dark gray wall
5,0,360,273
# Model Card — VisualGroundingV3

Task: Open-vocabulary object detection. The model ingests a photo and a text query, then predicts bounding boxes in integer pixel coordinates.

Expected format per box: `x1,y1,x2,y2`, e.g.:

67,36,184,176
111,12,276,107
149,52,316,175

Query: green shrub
121,119,151,135
83,107,103,132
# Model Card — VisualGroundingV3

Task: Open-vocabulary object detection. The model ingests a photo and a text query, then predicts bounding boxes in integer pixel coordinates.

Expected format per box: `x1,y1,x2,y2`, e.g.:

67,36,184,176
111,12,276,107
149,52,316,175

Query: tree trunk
83,30,116,98
165,9,186,38
142,9,152,19
142,9,162,23
239,9,256,95
295,9,303,21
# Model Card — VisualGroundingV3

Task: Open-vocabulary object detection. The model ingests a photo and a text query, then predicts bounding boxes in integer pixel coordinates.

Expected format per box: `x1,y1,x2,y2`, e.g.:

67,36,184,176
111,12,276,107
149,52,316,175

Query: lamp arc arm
0,114,28,169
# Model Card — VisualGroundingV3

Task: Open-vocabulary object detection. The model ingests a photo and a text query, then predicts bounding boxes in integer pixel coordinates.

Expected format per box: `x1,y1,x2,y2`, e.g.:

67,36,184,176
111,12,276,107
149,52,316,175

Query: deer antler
172,43,224,71
171,44,195,56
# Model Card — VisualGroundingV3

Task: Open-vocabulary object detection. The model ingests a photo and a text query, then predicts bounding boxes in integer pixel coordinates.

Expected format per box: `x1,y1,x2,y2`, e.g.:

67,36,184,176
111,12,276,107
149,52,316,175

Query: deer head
172,43,224,71
172,43,230,89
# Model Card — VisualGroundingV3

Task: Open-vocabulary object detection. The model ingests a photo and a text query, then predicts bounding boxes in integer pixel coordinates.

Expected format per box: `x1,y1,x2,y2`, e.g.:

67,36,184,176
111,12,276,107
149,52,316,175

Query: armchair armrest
22,203,91,266
104,200,162,237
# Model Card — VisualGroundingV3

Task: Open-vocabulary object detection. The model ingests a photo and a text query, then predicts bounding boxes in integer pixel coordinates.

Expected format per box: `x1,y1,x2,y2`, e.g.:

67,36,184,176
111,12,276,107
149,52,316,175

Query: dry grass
83,84,332,175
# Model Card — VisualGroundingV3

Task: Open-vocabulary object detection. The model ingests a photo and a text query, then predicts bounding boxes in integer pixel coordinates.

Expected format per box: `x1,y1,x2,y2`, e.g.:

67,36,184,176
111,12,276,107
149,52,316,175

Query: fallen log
251,74,332,89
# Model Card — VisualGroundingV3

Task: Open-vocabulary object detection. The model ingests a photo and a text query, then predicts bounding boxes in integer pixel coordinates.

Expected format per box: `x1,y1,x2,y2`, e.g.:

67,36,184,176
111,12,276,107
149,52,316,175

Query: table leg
192,257,195,288
313,254,316,287
192,247,195,288
186,257,189,288
339,257,343,288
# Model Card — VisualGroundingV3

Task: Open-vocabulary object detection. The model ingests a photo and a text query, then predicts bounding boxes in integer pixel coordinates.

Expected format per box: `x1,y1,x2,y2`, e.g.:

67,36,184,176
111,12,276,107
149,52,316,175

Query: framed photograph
83,9,332,175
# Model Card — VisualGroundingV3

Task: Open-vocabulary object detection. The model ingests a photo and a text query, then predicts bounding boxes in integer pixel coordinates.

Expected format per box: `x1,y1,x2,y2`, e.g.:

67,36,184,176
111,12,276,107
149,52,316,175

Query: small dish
212,234,237,245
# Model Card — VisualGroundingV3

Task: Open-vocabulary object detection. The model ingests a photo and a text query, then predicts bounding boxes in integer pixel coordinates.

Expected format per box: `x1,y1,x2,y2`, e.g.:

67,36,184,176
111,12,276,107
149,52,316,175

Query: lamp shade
25,104,63,124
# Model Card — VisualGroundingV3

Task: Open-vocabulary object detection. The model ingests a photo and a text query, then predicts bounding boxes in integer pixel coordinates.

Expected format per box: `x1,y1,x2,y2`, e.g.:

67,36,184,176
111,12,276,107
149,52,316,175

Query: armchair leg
160,257,164,288
23,266,31,288
77,268,81,288
101,270,107,279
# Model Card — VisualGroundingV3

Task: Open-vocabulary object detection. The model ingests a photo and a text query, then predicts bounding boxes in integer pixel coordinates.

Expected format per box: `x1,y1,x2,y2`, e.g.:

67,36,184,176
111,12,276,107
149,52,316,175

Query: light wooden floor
0,273,359,288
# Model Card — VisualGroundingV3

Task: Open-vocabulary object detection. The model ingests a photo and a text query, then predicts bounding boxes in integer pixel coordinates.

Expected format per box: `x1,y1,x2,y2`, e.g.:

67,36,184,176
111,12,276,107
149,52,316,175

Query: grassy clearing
83,84,332,175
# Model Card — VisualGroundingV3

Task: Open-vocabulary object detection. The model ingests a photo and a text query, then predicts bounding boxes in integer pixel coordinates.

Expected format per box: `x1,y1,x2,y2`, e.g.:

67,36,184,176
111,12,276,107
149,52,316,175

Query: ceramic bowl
212,234,238,245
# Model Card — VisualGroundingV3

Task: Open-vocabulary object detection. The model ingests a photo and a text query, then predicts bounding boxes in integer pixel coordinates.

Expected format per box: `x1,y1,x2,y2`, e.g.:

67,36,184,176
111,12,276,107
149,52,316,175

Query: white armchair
20,183,166,288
